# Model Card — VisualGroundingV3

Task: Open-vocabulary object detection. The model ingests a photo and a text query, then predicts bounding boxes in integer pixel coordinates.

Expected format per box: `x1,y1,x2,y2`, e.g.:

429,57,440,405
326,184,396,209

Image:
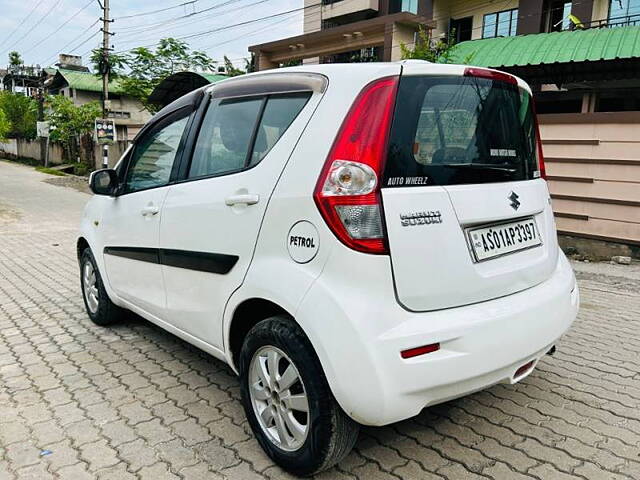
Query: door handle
225,194,260,206
141,205,159,216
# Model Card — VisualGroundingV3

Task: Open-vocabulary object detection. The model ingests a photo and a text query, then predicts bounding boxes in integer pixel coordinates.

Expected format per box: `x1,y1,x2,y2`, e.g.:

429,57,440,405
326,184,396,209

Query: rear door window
384,75,538,188
188,92,311,179
249,93,311,167
189,97,263,178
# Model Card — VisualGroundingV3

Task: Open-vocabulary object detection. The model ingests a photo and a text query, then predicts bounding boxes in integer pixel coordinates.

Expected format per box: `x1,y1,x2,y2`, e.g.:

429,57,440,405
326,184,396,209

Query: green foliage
45,96,101,145
8,51,23,66
73,163,89,176
400,27,469,64
224,56,247,77
92,38,217,113
0,109,9,142
0,91,37,139
280,59,302,68
35,166,66,176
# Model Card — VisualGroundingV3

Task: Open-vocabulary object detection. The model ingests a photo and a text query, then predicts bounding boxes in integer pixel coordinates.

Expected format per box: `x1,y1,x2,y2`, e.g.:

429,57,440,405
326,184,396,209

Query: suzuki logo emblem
509,191,521,211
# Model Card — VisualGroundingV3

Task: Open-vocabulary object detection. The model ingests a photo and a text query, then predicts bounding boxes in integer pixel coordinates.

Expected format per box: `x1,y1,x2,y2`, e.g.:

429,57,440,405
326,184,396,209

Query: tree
0,109,10,142
91,38,217,113
400,27,471,64
46,95,101,166
0,91,37,139
223,55,247,77
8,51,23,67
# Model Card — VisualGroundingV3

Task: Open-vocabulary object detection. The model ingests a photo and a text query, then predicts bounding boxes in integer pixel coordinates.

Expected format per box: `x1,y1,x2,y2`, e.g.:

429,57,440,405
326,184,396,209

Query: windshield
383,75,539,188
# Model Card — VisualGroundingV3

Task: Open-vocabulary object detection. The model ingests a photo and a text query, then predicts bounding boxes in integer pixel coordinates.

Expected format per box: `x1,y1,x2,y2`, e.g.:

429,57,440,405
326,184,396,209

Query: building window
482,8,518,38
107,111,131,119
545,1,572,31
323,46,381,64
596,89,640,112
389,0,418,14
608,0,640,26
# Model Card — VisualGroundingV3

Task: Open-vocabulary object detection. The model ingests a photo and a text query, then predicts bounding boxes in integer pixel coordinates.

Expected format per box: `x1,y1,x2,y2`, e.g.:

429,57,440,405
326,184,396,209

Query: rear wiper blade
441,163,517,172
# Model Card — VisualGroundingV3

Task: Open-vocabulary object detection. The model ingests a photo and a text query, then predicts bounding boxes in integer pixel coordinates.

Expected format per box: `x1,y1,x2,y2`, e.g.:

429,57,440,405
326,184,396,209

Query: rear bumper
297,250,578,426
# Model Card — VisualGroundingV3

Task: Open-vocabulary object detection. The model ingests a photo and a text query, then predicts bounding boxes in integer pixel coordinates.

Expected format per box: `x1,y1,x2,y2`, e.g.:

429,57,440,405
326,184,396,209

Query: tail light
314,76,398,255
532,102,547,180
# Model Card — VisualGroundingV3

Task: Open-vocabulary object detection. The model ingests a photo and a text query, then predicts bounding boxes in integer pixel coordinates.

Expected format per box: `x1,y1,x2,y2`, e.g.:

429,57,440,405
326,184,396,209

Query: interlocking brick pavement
1,160,640,479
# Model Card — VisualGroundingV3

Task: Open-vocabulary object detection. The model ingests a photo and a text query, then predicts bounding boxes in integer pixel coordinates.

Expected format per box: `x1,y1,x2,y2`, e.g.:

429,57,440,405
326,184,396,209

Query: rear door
381,65,558,311
101,109,191,317
159,84,321,349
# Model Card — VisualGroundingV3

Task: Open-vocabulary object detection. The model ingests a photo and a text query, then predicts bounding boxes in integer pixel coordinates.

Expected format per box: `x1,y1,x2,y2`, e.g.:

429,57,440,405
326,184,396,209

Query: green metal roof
447,26,640,68
57,68,126,94
199,73,228,83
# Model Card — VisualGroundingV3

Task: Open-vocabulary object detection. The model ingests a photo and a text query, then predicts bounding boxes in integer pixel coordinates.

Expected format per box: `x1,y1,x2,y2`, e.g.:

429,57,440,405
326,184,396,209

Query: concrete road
1,160,639,479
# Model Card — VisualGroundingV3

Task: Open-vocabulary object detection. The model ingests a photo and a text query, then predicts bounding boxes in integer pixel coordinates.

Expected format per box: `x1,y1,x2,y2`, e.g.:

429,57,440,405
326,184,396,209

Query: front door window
125,112,190,193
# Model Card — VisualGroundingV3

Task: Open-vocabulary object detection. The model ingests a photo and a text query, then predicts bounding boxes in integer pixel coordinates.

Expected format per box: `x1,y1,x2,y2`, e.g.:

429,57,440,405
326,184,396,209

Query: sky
0,0,304,69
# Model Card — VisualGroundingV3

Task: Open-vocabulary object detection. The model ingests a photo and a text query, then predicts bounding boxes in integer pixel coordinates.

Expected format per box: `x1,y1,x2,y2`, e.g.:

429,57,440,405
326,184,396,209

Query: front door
101,109,191,317
160,91,316,349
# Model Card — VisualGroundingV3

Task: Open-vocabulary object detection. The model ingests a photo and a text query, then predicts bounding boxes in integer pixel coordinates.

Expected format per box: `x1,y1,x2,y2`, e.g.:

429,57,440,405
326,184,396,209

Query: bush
74,163,89,176
0,92,37,139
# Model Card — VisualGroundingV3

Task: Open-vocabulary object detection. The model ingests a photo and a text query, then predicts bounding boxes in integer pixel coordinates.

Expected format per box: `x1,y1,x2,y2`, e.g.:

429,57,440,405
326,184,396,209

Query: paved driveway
1,160,639,480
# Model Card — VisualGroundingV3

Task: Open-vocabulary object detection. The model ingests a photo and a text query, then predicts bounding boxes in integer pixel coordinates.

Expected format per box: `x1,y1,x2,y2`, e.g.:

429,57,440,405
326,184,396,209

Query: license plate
468,217,541,262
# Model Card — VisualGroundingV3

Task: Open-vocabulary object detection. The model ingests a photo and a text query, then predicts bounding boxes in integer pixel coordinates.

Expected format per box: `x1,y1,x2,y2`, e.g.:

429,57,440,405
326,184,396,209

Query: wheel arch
227,297,294,372
77,237,90,261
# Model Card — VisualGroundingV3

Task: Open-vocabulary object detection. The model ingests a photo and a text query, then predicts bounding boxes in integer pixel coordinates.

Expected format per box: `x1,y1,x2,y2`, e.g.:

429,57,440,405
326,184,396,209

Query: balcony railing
582,14,640,29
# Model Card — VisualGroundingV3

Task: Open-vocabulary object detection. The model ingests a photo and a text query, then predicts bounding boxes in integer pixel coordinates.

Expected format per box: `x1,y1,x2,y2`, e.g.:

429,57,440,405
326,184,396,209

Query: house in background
250,1,434,69
249,0,640,253
46,54,151,141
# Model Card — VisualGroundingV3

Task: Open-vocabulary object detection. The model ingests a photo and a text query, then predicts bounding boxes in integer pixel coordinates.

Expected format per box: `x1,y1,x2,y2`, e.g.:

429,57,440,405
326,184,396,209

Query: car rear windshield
383,75,538,188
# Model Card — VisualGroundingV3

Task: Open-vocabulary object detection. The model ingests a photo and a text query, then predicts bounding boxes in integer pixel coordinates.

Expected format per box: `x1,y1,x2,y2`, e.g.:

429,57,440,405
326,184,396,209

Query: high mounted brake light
464,67,518,86
314,76,399,255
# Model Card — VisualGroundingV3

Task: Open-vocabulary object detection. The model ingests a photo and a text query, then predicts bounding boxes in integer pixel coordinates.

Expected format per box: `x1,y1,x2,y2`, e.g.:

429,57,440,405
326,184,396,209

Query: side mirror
89,169,119,196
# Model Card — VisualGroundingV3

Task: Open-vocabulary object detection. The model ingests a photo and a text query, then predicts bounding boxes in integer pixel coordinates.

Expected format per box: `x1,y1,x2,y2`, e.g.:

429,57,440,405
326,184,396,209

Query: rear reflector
514,360,535,378
401,343,440,359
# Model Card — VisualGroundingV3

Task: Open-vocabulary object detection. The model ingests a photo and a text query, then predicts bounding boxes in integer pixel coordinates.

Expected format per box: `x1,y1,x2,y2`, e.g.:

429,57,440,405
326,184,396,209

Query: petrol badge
287,221,320,263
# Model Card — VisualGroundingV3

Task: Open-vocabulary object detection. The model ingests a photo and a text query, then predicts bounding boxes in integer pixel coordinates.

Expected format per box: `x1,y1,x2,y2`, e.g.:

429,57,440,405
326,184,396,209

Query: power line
0,0,47,51
114,0,270,45
115,0,241,32
113,3,310,54
22,0,95,57
114,0,256,44
116,0,199,20
40,20,100,65
201,10,299,52
1,0,66,57
69,29,101,56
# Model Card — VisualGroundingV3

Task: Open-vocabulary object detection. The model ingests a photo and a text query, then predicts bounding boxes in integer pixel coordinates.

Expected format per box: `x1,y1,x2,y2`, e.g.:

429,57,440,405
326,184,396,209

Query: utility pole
100,0,112,169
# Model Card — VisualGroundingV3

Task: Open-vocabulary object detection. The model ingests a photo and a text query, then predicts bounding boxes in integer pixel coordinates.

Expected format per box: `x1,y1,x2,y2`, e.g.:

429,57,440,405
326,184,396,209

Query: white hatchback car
79,62,579,476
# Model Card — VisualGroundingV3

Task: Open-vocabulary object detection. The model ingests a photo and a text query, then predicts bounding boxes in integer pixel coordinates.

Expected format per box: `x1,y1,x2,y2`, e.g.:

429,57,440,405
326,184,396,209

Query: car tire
239,316,359,477
80,248,122,326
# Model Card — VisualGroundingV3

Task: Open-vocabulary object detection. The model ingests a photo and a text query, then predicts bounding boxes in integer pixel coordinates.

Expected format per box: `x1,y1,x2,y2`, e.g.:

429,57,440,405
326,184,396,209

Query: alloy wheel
82,261,99,314
248,345,310,451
